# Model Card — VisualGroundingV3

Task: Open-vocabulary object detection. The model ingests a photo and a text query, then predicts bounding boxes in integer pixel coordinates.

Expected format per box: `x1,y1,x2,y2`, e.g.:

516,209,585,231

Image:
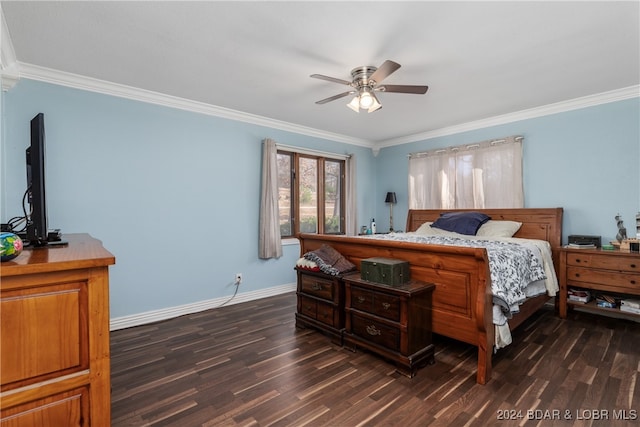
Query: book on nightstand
567,243,597,249
568,288,592,303
595,293,619,309
620,299,640,314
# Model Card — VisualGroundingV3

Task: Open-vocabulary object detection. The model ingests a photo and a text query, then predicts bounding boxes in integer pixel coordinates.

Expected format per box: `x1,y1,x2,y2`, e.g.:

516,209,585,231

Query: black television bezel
25,113,49,246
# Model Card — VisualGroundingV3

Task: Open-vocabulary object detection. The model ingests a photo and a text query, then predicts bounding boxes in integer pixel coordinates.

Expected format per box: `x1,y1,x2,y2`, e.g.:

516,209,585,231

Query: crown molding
1,63,19,91
8,62,639,152
15,62,374,149
0,5,19,91
0,5,15,68
375,85,640,149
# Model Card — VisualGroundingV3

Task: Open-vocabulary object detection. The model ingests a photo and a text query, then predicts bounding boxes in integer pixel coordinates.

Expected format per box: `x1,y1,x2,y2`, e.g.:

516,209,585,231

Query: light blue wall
2,79,639,320
374,98,640,243
0,79,376,318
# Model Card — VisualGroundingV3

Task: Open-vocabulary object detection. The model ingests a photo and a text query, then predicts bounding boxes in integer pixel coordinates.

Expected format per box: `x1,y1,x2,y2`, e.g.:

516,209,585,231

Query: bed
297,208,563,384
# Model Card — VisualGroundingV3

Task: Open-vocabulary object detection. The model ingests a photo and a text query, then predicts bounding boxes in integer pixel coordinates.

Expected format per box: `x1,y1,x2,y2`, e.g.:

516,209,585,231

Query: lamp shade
346,88,382,113
385,192,397,204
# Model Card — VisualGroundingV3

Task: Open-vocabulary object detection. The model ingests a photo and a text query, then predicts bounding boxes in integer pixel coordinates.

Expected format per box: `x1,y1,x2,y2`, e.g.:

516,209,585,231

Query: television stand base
46,240,68,248
17,230,69,248
25,240,69,249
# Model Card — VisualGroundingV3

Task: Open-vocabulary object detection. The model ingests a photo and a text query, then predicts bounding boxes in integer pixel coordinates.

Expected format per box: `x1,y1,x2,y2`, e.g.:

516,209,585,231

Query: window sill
282,238,299,246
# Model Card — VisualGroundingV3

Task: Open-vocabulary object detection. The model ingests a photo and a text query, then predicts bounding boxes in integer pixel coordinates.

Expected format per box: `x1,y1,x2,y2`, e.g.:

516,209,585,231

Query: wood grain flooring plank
266,404,331,427
111,293,639,426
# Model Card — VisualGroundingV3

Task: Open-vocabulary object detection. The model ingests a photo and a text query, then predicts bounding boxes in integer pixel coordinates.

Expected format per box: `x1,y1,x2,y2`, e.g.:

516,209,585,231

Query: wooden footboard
297,208,563,384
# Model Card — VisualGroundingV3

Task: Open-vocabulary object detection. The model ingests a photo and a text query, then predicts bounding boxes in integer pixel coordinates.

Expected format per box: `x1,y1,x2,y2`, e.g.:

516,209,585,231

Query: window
277,150,345,237
408,136,523,209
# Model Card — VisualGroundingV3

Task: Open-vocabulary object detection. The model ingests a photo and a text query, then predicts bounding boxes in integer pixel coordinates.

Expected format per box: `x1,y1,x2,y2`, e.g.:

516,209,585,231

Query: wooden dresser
295,267,345,345
558,247,640,319
342,274,435,377
0,234,115,427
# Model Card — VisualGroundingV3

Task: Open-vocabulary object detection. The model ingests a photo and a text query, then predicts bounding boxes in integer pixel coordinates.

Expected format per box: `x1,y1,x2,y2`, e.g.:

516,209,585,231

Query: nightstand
342,274,435,377
295,267,345,345
558,247,640,319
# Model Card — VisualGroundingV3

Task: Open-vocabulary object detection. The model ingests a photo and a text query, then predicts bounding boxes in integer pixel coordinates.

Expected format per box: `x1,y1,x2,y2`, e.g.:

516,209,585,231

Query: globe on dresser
0,232,24,262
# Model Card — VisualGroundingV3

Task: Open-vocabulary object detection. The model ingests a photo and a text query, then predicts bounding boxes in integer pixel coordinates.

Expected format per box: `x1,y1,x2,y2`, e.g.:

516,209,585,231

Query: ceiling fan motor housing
350,66,378,89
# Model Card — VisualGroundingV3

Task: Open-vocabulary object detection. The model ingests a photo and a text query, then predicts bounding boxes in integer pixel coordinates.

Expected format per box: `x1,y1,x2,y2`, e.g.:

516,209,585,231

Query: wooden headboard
406,208,564,248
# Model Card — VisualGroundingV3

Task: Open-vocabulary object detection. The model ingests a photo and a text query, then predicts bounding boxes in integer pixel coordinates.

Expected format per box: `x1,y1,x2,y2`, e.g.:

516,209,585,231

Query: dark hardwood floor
111,292,639,427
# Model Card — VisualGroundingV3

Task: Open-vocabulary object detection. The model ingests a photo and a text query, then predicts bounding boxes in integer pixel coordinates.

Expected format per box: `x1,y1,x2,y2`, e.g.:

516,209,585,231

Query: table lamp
385,192,397,232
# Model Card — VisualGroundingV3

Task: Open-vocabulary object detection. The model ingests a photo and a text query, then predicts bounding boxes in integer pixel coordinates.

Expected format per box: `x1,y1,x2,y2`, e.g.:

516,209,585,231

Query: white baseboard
109,282,296,331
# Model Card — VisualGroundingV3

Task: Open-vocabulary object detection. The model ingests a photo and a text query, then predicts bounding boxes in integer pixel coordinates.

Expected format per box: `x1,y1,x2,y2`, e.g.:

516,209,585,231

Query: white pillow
476,220,522,238
415,222,434,234
415,222,465,237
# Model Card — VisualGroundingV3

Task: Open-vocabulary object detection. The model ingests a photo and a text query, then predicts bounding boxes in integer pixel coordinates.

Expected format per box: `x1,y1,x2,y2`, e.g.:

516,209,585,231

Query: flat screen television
25,113,64,247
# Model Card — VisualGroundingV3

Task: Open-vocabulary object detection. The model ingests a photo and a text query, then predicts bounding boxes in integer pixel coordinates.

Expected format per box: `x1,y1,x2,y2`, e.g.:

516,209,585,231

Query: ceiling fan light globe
366,91,382,113
359,92,374,109
368,99,382,113
347,96,360,112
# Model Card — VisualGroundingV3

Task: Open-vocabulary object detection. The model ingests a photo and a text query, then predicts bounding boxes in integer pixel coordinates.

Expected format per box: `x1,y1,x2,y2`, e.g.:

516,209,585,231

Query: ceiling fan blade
378,84,429,94
310,74,352,86
315,91,354,104
369,60,401,84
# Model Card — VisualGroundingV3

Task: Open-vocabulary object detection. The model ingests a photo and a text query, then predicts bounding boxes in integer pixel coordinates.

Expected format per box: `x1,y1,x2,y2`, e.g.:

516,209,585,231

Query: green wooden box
360,257,410,286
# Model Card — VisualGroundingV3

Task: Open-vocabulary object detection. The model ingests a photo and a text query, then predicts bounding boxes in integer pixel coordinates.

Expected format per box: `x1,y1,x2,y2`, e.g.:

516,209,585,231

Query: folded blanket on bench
295,257,320,272
303,244,356,276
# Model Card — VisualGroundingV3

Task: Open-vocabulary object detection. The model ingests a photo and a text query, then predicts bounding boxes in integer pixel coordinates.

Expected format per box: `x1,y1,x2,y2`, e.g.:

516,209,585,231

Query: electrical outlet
235,273,242,285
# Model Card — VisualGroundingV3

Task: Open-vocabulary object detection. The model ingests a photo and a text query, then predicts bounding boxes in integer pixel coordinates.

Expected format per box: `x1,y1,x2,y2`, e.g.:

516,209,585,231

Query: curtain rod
408,135,523,158
275,143,351,160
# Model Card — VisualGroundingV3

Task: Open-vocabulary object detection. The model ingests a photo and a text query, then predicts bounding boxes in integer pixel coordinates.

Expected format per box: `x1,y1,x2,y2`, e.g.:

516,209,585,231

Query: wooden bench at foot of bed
297,208,563,384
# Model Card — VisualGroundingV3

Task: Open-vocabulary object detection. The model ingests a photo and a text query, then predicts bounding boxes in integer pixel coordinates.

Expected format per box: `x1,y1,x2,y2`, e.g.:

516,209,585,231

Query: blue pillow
431,211,490,235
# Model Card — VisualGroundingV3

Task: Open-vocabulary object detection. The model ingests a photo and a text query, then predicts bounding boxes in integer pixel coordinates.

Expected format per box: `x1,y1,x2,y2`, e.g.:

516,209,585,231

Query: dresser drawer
300,274,335,301
298,295,318,319
316,300,337,327
350,286,373,312
350,286,400,321
298,295,337,327
1,281,88,389
372,293,400,321
350,313,400,351
567,253,640,273
567,266,640,290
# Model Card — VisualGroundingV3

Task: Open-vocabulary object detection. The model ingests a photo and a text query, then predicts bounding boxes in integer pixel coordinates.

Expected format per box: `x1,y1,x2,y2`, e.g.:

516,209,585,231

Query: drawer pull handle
366,325,381,336
576,259,582,263
357,296,366,304
381,302,391,310
312,283,322,291
574,273,580,278
631,280,637,285
631,264,637,269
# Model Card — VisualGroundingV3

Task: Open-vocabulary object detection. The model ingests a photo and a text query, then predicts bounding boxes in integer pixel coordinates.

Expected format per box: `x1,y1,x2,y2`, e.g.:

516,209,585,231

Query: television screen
26,113,48,246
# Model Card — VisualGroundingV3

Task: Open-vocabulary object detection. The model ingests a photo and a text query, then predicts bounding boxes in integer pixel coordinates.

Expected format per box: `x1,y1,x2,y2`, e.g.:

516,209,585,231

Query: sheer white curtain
409,136,523,209
409,151,456,209
258,138,282,259
345,155,357,235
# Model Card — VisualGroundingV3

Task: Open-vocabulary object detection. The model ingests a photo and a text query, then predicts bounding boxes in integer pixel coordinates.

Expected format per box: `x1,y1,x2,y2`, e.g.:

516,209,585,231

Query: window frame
277,149,346,238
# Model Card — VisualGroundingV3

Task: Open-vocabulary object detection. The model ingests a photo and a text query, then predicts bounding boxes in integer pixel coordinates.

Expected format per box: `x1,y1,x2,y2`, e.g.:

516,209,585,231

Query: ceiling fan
310,60,428,113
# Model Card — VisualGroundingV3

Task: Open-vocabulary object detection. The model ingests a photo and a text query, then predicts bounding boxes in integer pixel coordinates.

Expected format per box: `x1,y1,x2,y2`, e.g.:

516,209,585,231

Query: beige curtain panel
259,138,282,259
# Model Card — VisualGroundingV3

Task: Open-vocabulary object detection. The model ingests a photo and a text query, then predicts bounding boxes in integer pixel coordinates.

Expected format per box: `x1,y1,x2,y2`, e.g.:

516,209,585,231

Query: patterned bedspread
362,233,548,318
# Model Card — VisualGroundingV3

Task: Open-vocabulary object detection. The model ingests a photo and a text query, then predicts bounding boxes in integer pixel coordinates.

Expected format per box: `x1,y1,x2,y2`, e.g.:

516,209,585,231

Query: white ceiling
2,1,639,148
